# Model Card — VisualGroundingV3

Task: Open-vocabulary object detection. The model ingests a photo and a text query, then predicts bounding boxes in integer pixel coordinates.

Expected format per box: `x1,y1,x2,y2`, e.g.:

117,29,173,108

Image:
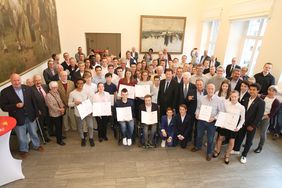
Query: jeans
14,118,41,152
258,118,270,148
195,120,216,155
76,115,94,139
119,120,134,139
234,126,256,157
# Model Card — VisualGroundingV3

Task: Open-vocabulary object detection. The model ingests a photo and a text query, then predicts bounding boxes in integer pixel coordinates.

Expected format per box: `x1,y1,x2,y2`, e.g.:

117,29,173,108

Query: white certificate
198,105,212,122
118,84,135,99
92,102,112,116
110,94,115,106
135,85,150,98
116,107,133,121
77,99,93,119
215,112,240,131
141,111,158,124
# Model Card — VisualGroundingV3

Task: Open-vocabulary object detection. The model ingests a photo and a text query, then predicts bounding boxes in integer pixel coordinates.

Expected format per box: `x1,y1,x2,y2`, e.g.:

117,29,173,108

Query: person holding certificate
139,95,159,148
115,88,135,146
93,82,111,142
174,104,193,149
118,69,137,89
232,83,265,164
68,78,95,147
192,83,224,161
160,107,175,147
213,91,245,164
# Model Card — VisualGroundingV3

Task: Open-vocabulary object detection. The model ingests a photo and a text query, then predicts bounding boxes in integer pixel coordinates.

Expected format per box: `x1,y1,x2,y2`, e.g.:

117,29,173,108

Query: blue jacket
161,115,175,137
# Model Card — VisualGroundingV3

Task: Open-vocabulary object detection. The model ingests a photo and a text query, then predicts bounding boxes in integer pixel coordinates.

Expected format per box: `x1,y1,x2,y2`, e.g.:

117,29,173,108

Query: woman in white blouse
68,78,94,147
213,90,245,164
93,82,111,142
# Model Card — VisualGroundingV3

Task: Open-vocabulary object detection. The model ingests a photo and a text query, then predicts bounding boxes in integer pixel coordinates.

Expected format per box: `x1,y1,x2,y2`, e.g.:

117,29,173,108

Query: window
225,17,268,75
240,18,267,75
200,20,220,56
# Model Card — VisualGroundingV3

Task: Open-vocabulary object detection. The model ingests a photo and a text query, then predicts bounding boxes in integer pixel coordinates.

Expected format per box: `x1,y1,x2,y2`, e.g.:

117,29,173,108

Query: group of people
1,46,281,165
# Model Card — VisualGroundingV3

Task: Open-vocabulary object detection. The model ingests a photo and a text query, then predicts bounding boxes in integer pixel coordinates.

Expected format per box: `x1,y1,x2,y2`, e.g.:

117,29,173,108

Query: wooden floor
4,130,282,188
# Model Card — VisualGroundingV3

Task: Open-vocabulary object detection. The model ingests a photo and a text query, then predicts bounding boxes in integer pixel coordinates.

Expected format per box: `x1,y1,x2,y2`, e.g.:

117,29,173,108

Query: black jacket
0,85,38,126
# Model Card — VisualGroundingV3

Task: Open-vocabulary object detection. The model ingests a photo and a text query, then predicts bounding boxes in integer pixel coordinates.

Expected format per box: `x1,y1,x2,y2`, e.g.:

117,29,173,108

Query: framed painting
140,15,186,54
0,0,61,85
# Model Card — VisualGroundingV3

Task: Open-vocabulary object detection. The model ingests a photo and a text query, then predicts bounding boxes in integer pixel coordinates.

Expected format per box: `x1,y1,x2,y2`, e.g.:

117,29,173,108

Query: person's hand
167,137,172,143
234,128,239,132
74,100,81,105
195,114,199,120
59,108,65,115
247,126,254,132
262,115,269,120
209,117,215,123
161,130,167,138
38,110,42,115
16,103,24,108
188,96,193,101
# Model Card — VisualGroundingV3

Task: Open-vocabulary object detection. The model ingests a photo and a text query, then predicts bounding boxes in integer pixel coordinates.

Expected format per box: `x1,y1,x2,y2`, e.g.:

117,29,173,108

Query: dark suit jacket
200,55,210,64
178,83,197,115
61,61,69,70
242,96,265,128
67,65,78,81
43,68,59,84
131,52,138,61
72,70,84,83
239,92,250,105
160,115,175,137
157,79,178,114
139,103,159,125
0,85,38,126
174,113,192,137
225,64,241,78
31,84,49,116
228,77,242,92
210,60,220,67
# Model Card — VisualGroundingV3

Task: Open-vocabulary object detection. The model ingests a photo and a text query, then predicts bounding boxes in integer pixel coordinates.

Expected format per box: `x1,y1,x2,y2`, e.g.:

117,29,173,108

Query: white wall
55,0,203,60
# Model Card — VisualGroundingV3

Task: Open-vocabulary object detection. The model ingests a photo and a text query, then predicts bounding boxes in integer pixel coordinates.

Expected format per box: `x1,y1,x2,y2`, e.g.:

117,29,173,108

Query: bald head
10,73,21,88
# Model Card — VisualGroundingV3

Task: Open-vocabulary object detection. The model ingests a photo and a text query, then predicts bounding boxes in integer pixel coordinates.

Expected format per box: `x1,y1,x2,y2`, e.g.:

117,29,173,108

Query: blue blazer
161,115,175,137
174,113,192,137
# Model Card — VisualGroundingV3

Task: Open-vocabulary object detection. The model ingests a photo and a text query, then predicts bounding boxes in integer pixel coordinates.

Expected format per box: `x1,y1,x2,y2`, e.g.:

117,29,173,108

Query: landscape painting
140,15,186,54
0,0,61,85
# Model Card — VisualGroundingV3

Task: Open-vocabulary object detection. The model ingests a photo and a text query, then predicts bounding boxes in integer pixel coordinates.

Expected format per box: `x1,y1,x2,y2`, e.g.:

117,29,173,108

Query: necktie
184,84,188,97
164,81,169,92
38,87,45,98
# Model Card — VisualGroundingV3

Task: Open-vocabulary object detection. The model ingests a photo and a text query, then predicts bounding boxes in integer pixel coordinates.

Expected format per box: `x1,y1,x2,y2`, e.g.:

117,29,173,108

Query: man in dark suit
233,83,265,164
210,56,220,68
228,68,242,92
72,62,86,83
61,52,70,70
43,59,59,84
158,68,178,116
226,57,241,78
126,50,136,66
0,73,44,158
139,95,159,148
32,74,51,143
199,50,210,65
131,47,138,61
178,72,197,141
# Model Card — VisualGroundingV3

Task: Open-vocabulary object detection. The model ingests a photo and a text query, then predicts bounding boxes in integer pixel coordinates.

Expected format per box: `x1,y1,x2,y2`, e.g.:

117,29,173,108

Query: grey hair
49,81,58,89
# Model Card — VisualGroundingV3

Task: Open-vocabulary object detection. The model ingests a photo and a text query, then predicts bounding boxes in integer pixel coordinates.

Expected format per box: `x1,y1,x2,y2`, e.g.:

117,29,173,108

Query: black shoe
81,139,86,147
224,155,230,164
191,147,200,152
57,141,66,146
254,147,262,153
104,137,108,141
45,137,51,142
212,151,220,158
89,139,95,147
99,138,103,142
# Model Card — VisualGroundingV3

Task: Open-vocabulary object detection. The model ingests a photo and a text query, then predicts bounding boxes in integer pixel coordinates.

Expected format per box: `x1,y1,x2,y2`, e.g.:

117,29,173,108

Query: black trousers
96,116,109,139
50,116,63,143
234,126,256,157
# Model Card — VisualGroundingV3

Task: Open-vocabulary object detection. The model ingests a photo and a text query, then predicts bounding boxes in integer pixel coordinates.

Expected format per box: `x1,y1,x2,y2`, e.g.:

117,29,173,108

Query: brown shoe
206,155,212,161
191,147,200,152
19,152,28,159
35,146,44,152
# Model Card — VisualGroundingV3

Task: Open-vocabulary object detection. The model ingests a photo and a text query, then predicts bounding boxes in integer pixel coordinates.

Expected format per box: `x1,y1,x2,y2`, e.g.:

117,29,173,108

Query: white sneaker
122,138,127,146
230,150,240,155
240,156,247,164
161,140,166,148
127,139,132,146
